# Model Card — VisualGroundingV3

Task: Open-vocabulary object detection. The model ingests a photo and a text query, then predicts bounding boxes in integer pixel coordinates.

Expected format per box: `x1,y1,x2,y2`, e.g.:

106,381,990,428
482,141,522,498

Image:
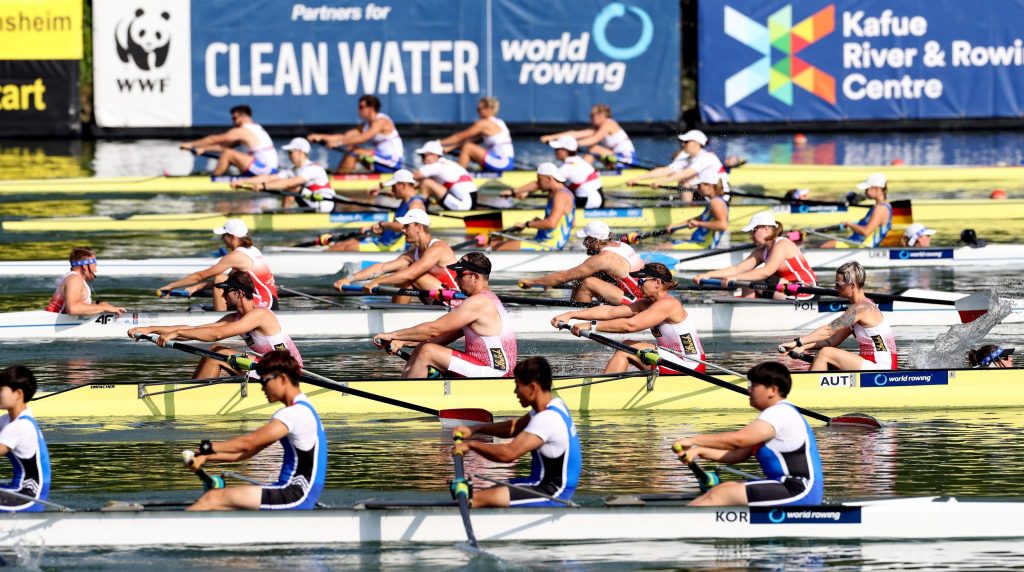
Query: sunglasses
258,372,282,385
834,281,850,289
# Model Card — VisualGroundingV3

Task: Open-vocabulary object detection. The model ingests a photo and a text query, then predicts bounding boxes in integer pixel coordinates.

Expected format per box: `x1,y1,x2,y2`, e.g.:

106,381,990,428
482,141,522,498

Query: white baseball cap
415,140,445,156
395,209,431,226
536,162,566,182
678,130,708,146
576,220,611,240
741,211,777,232
903,223,936,246
548,136,579,152
213,218,249,238
383,169,416,187
282,137,311,154
856,173,887,190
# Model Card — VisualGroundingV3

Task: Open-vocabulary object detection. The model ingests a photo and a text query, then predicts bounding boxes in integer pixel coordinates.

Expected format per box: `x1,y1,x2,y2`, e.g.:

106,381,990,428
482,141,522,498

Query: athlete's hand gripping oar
181,447,224,491
371,336,444,379
452,225,522,251
292,229,366,248
451,431,481,553
618,225,688,245
671,443,720,493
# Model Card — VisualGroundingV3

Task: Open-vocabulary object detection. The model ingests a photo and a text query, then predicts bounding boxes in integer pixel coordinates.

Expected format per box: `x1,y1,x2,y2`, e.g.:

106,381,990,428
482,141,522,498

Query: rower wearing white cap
157,219,279,311
181,105,279,177
519,221,645,305
333,209,459,300
308,95,404,174
439,97,516,172
552,262,706,374
329,169,427,252
660,170,730,250
492,163,576,252
541,104,637,169
822,173,892,248
44,247,126,317
413,140,479,211
549,136,604,208
625,130,725,201
900,223,936,248
694,211,817,300
231,138,335,213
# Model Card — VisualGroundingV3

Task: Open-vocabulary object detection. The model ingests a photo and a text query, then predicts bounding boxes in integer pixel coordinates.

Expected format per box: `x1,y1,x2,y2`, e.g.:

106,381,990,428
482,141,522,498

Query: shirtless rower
778,261,897,371
439,97,516,172
412,140,478,211
491,162,575,252
332,209,458,302
230,138,335,213
373,253,517,378
519,221,644,305
625,130,724,202
328,169,427,252
44,248,126,316
821,173,893,248
552,263,706,374
451,357,580,508
157,219,278,311
308,94,404,174
541,103,637,168
129,271,302,380
180,105,278,177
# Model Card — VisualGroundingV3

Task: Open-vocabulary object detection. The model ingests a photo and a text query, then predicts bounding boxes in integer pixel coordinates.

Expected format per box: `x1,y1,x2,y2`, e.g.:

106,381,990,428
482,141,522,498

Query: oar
132,334,492,424
669,242,755,265
371,337,444,379
554,323,851,427
277,285,349,309
0,488,72,512
470,473,578,507
293,229,366,248
343,284,599,308
451,431,481,553
452,225,521,250
726,189,851,208
619,225,687,245
671,443,720,493
181,449,224,491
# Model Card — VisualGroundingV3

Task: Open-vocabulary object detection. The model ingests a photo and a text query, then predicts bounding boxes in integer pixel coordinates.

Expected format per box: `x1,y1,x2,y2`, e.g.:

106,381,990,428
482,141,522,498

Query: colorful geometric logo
723,4,835,107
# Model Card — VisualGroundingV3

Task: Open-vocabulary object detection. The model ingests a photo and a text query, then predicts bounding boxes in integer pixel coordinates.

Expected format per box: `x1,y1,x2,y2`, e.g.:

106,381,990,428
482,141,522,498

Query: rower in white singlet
541,104,636,168
308,95,404,174
373,253,518,379
45,247,126,317
413,140,478,211
440,97,516,172
180,105,280,176
231,137,335,213
547,137,603,208
625,129,725,201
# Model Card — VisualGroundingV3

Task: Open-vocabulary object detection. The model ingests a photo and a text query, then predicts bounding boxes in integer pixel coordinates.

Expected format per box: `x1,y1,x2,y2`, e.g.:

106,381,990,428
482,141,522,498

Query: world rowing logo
592,2,654,61
723,4,836,107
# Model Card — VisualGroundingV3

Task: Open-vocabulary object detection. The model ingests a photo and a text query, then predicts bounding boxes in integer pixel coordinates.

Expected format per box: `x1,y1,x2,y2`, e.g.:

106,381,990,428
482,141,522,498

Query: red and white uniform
413,239,459,290
652,314,707,375
237,313,303,367
419,158,477,211
668,149,723,187
448,291,518,378
600,242,644,303
45,271,91,314
559,156,602,208
235,246,278,309
765,237,817,300
854,314,898,370
281,160,334,213
242,123,279,175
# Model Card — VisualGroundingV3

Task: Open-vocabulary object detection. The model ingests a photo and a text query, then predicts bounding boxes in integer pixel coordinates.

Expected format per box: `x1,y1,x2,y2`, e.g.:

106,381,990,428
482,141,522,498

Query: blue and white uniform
508,397,581,507
359,195,426,252
746,401,823,506
482,117,515,172
242,123,279,176
675,195,730,249
260,394,327,510
0,408,50,513
601,128,637,165
359,113,404,173
848,203,893,247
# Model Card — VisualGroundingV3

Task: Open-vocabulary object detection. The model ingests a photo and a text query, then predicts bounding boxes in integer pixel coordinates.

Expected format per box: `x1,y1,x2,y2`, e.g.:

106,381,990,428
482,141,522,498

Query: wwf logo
115,8,171,71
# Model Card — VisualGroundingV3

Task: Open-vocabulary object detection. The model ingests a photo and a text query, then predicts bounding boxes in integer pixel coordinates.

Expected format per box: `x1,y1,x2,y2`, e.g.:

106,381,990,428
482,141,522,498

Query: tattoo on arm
828,308,859,334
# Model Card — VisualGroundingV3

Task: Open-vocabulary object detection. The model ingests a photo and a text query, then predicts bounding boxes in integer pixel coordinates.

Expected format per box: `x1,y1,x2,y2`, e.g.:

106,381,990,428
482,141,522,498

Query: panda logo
115,8,171,71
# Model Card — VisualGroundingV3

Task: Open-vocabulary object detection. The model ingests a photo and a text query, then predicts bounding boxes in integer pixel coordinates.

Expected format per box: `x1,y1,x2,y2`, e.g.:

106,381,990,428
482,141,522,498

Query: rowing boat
1,497,1021,547
2,289,1018,340
3,199,1021,233
5,244,1014,278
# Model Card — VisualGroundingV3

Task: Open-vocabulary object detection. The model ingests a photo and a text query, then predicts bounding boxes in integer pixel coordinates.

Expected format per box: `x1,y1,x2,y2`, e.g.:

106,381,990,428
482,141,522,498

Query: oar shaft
0,488,71,512
713,279,957,306
452,433,479,549
277,285,349,309
470,473,577,507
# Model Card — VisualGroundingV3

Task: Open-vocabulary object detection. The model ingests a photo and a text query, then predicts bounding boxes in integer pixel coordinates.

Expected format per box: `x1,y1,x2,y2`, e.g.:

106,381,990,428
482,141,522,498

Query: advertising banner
698,0,1024,123
0,60,80,136
0,0,83,60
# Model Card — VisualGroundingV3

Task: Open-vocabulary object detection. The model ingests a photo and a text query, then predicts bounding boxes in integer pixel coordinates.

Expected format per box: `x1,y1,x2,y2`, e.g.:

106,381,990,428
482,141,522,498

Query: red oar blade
439,408,494,428
955,292,991,323
829,412,882,430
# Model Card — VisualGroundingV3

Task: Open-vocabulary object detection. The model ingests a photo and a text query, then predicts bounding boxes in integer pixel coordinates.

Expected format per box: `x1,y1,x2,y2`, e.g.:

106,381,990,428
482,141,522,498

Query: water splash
908,285,1021,369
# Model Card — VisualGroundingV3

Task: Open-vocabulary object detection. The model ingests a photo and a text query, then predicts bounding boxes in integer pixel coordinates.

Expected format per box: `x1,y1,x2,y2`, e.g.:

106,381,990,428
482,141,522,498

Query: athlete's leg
193,346,247,379
573,277,627,304
588,144,615,167
461,142,488,169
187,485,261,511
419,178,448,204
404,343,453,378
472,485,511,508
604,340,656,373
809,346,864,372
689,480,748,506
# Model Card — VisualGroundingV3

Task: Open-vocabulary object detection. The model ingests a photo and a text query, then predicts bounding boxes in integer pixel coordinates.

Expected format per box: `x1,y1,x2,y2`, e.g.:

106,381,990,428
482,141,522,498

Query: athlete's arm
334,253,413,289
259,174,307,192
440,120,485,146
576,123,611,147
464,428,544,463
550,304,636,327
63,274,125,316
192,419,289,465
377,295,486,342
685,444,754,464
529,251,613,288
526,189,573,230
846,206,890,237
158,251,249,291
182,127,246,150
688,198,729,231
371,244,447,287
732,241,792,282
344,117,389,146
507,180,540,200
165,310,267,343
540,128,594,143
780,308,858,351
625,166,674,185
595,298,675,333
452,413,531,441
675,419,775,451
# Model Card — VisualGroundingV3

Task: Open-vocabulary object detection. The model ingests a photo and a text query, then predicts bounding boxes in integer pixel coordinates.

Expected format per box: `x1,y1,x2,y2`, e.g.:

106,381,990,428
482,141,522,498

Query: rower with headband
44,247,126,317
968,345,1015,368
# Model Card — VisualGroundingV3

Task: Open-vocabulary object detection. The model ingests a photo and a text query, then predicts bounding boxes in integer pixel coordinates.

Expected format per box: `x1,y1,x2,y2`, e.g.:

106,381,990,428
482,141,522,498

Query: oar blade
829,412,882,430
440,408,494,428
955,291,991,323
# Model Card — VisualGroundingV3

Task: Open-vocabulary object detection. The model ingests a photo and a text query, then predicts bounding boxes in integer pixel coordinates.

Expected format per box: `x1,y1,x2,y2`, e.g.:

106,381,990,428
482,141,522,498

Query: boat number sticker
862,370,949,388
819,373,854,388
750,506,861,524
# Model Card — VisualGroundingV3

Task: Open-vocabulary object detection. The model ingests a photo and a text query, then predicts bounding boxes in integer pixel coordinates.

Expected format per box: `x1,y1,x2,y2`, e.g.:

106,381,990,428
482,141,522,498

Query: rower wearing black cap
373,252,518,378
551,263,706,374
968,345,1014,368
128,271,302,379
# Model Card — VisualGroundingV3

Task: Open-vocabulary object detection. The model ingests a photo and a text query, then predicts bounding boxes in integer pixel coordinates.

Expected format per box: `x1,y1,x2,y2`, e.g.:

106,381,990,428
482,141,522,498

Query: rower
694,211,817,300
673,361,823,507
659,171,730,250
439,97,516,172
328,169,426,252
308,94,404,174
333,209,458,302
624,129,724,201
45,247,126,316
373,253,517,378
491,162,575,251
968,345,1014,368
778,261,897,371
549,136,603,208
412,140,478,211
0,365,51,513
900,223,936,248
541,103,637,169
519,221,644,305
157,219,279,311
184,350,326,511
230,137,335,213
129,271,302,379
822,173,892,248
551,263,706,374
180,105,279,177
451,357,580,507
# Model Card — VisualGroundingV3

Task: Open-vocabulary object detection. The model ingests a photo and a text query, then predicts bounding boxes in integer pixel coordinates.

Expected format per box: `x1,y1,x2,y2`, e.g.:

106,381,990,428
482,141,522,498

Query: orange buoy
891,158,905,166
991,189,1007,200
793,133,807,145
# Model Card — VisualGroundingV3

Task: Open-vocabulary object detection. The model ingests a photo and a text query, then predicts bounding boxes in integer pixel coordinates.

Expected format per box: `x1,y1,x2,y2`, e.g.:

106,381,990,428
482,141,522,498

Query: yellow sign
0,0,83,60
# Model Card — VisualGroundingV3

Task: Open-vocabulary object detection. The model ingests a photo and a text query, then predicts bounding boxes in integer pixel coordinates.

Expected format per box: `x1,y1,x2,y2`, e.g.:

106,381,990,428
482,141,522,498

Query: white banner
93,0,192,127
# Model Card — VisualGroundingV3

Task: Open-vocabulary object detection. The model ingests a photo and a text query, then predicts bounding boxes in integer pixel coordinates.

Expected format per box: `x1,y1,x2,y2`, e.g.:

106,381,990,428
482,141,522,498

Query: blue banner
188,0,679,126
861,370,949,388
698,0,1024,123
750,506,861,524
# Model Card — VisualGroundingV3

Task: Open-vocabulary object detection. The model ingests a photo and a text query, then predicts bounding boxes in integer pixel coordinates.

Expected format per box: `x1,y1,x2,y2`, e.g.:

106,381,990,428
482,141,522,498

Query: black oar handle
671,443,720,493
451,432,480,548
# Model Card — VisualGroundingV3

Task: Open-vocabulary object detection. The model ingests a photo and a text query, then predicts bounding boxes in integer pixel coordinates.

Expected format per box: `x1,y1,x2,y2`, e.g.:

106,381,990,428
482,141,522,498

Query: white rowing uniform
508,397,581,507
482,117,515,172
601,128,637,165
651,313,706,374
448,290,518,377
668,149,723,187
559,156,603,209
0,408,50,513
242,122,279,175
854,312,898,370
413,238,459,290
238,311,304,367
746,400,824,506
282,159,334,213
44,271,92,313
261,394,326,510
233,246,278,309
419,157,477,211
363,112,404,171
600,242,644,303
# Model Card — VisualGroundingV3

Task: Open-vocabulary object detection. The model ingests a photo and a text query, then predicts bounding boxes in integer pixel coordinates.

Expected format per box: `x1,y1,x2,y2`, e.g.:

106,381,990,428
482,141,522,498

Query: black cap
629,262,674,283
1000,348,1016,358
446,252,492,276
214,276,256,296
